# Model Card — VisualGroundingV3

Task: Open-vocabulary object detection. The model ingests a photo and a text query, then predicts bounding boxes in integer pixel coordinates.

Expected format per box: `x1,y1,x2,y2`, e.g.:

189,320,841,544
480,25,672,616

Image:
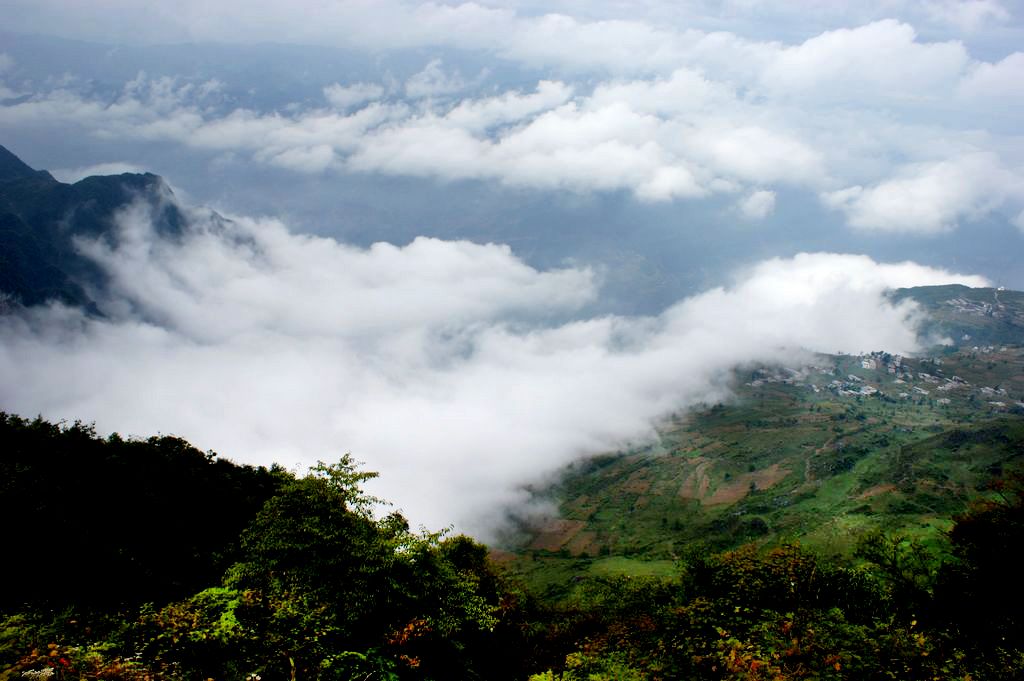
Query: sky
0,0,1021,533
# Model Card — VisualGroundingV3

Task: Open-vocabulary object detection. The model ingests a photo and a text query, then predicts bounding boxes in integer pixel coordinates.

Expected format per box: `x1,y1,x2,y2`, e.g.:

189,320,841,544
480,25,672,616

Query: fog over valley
0,181,989,533
1,0,1022,533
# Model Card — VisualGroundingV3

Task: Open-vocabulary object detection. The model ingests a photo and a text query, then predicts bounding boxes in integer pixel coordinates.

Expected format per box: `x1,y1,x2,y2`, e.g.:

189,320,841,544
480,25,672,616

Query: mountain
505,287,1024,592
891,283,1024,347
0,144,185,311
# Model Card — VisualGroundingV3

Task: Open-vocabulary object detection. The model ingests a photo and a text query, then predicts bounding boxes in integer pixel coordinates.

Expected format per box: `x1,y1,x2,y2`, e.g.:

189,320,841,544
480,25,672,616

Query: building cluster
740,348,1020,413
945,296,999,317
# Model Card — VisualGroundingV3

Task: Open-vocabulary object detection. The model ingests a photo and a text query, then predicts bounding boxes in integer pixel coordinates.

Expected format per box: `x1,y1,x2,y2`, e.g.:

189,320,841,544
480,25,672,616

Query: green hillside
891,284,1024,347
505,286,1024,593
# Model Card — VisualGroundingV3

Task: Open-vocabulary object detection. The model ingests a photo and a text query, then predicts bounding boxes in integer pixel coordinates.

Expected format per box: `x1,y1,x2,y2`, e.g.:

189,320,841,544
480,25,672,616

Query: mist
0,196,988,535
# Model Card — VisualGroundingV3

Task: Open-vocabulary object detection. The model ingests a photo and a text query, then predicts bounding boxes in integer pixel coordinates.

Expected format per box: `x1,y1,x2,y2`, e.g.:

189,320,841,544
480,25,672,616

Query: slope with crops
506,286,1024,594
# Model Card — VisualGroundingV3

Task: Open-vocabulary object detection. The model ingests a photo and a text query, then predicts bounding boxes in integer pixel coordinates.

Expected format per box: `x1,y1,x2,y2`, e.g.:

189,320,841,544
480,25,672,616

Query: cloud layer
3,10,1022,233
0,196,987,534
1,1,1018,56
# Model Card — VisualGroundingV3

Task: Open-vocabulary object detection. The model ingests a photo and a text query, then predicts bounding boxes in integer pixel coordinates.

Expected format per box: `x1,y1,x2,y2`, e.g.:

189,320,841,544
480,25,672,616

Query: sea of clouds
0,194,988,534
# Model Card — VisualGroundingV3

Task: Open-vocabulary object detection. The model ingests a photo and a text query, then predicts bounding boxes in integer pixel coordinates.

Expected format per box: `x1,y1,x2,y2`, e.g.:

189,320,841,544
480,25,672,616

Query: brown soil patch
706,481,750,505
857,483,896,500
698,470,711,497
528,518,586,552
678,458,711,500
622,469,652,495
566,531,601,557
487,549,517,564
706,463,789,506
751,463,789,488
919,478,962,495
566,495,597,517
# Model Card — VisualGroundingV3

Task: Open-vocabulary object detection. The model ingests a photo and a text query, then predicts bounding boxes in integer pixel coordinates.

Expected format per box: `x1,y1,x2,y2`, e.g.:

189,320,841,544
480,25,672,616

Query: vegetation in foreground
3,412,1024,680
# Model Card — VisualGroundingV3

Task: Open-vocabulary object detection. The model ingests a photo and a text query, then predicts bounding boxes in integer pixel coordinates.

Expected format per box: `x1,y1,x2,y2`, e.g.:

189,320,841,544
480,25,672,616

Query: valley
506,286,1024,594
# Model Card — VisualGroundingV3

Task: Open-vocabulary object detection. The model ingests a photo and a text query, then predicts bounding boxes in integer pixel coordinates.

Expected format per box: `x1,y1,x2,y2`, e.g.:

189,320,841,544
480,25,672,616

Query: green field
504,286,1024,591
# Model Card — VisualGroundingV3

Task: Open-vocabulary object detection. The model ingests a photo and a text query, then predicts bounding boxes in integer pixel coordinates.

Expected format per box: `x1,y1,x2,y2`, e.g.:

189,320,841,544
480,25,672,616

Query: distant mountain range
0,144,185,312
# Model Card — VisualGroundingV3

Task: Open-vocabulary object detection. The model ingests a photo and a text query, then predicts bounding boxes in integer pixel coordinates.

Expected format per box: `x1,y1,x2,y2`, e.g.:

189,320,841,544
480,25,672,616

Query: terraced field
504,286,1024,594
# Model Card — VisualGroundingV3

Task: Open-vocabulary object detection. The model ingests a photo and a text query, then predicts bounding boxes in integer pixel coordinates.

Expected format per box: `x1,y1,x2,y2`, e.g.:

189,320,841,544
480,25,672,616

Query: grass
588,557,678,578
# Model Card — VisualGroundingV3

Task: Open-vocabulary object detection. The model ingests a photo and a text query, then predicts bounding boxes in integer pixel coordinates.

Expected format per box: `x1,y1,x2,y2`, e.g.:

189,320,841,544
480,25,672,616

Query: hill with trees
2,412,1023,680
0,413,532,680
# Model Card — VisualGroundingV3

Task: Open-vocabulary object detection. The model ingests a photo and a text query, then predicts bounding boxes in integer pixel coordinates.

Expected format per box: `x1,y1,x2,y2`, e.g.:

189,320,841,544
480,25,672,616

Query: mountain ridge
0,143,185,310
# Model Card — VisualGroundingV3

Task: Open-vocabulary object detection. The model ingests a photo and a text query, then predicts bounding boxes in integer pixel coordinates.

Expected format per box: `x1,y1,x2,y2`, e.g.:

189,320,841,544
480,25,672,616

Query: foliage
0,415,527,680
525,540,1000,681
932,473,1024,679
3,412,1024,680
0,412,285,608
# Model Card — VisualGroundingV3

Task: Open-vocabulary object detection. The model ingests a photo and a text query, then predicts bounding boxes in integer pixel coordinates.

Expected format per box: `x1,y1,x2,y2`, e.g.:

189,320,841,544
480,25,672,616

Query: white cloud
822,153,1024,233
495,11,692,74
256,144,337,174
1013,208,1024,233
3,1,1012,86
77,202,597,343
405,59,468,98
444,80,574,131
923,0,1011,32
2,13,1022,230
0,192,988,534
346,99,712,199
958,51,1024,100
0,0,1005,50
1,73,823,201
737,189,776,219
587,68,732,115
323,82,386,110
678,124,825,186
51,162,148,183
759,20,970,101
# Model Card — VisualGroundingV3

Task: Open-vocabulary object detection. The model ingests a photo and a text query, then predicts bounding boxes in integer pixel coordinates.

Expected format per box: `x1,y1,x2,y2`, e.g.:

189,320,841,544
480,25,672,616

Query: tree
933,474,1024,677
209,456,519,680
